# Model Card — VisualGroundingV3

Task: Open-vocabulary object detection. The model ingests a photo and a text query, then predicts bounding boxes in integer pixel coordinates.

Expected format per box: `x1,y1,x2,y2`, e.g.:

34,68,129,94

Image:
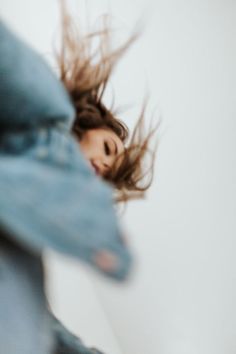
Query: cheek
79,134,92,158
79,132,102,158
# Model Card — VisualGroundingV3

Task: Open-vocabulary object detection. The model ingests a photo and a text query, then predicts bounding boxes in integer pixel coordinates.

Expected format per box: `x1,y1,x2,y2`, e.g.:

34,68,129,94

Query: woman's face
79,128,124,177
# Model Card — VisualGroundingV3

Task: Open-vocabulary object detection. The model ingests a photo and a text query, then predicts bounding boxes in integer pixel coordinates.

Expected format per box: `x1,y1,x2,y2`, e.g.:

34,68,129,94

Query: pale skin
79,127,124,178
78,127,125,271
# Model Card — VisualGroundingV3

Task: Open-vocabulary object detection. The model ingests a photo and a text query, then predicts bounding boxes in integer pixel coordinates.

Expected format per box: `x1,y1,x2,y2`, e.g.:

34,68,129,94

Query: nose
91,158,110,176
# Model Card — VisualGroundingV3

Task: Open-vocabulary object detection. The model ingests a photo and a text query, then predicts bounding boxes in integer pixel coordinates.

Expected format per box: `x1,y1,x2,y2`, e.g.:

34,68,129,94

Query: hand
93,250,119,272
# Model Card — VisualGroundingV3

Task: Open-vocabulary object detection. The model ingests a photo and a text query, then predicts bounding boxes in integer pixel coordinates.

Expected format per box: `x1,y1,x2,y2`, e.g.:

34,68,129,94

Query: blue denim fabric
0,22,75,131
51,315,104,354
0,127,132,280
0,236,102,354
0,237,53,354
0,21,132,353
0,21,132,281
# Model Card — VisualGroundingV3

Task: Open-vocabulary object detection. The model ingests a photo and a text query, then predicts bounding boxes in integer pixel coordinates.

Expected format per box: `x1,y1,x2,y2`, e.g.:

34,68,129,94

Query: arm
0,149,132,280
0,21,75,131
0,21,132,281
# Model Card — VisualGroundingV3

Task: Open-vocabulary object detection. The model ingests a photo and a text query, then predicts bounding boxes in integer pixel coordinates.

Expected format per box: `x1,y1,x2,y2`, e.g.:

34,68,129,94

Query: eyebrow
110,138,118,155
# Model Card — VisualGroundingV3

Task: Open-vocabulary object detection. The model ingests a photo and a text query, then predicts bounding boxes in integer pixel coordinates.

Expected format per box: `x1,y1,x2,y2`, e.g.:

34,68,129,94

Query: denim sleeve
51,314,105,354
0,21,133,281
0,20,75,131
0,131,133,281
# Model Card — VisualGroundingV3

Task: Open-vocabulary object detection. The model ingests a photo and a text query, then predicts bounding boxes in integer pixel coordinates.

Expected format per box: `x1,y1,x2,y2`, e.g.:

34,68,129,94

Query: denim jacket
0,21,132,353
0,20,132,280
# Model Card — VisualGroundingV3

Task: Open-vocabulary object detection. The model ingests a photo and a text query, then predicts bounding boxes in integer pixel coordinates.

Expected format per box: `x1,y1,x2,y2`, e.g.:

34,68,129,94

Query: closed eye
104,142,110,155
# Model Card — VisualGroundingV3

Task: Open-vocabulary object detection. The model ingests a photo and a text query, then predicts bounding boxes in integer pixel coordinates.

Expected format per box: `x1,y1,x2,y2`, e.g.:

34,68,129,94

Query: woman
0,4,157,354
58,3,156,203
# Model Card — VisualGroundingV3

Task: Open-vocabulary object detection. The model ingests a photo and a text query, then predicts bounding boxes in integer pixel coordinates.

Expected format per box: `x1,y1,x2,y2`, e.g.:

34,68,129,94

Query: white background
0,1,235,353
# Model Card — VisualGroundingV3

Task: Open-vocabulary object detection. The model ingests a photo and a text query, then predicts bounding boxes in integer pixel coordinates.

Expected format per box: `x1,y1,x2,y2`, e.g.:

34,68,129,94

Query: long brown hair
56,0,159,202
